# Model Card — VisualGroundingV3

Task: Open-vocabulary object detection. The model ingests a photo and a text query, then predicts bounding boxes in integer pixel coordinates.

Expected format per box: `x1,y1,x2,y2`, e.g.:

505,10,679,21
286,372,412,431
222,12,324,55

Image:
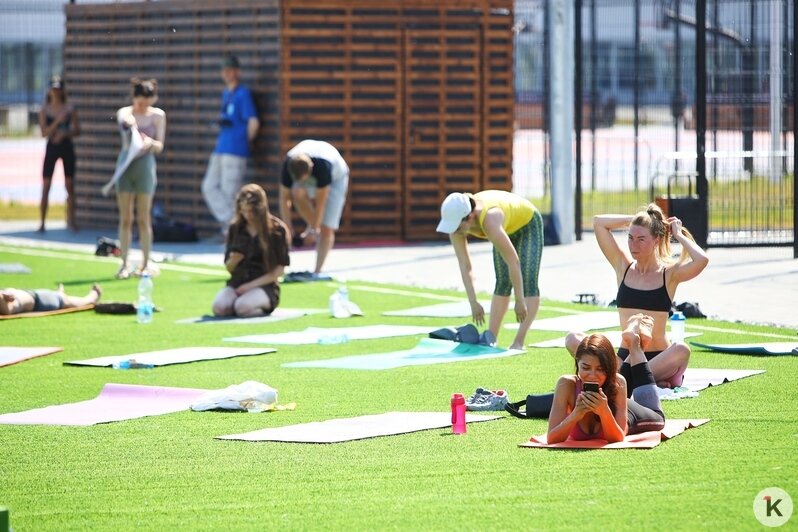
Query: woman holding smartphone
547,329,665,444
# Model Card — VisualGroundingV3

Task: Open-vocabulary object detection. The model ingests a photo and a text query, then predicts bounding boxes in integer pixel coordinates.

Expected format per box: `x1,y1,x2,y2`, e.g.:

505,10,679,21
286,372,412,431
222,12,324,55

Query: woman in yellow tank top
436,190,544,349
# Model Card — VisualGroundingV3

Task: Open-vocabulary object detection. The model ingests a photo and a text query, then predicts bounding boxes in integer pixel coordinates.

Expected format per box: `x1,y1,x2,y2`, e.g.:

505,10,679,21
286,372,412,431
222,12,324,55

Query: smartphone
583,382,600,393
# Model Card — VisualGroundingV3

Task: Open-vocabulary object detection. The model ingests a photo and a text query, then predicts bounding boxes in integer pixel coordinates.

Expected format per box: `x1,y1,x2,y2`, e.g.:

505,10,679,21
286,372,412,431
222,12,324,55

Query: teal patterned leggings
492,209,543,297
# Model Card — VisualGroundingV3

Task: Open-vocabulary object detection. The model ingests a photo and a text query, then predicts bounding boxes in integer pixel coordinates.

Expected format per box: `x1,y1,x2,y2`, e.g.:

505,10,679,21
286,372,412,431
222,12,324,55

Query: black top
225,215,290,289
280,157,334,188
615,263,672,312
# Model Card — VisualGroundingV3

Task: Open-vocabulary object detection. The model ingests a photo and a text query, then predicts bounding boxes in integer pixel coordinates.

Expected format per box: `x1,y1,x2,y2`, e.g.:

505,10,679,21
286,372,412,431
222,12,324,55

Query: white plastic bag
328,290,363,319
191,381,278,413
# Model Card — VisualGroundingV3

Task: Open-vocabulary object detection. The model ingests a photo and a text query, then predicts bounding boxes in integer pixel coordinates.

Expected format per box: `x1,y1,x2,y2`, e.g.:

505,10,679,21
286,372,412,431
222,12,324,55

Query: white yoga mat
64,346,275,367
282,338,524,370
529,330,702,349
0,347,63,368
682,368,765,391
176,308,325,324
504,311,619,332
225,324,433,345
217,411,502,443
382,300,491,318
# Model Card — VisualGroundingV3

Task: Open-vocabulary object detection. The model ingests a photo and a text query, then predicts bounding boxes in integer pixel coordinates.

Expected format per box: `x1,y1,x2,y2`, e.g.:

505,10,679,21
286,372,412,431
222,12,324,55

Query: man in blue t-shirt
201,55,260,237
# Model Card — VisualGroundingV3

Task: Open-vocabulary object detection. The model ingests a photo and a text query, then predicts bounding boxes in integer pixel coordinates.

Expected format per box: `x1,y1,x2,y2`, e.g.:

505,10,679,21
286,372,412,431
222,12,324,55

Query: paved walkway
1,220,796,330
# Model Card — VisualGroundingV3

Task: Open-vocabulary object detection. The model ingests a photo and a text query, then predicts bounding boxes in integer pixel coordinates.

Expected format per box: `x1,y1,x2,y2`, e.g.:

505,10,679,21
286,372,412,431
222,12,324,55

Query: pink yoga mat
0,383,209,426
0,347,63,368
519,419,710,449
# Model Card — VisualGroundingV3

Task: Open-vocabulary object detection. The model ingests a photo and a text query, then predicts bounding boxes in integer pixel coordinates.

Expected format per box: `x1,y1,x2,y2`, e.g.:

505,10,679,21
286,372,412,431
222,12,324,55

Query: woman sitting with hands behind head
212,184,291,318
547,330,665,444
566,204,709,388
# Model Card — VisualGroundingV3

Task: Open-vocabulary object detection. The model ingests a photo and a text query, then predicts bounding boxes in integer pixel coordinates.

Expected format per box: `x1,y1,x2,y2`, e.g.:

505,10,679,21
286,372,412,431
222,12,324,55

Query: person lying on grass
0,284,101,315
547,328,665,444
211,184,291,318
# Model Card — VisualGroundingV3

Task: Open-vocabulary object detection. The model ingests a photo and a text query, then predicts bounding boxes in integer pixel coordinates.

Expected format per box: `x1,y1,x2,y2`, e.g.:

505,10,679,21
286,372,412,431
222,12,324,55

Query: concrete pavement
1,220,796,330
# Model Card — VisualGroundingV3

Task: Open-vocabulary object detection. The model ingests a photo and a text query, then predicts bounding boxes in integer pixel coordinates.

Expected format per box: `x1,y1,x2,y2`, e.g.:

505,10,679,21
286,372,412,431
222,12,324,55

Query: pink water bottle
451,393,466,434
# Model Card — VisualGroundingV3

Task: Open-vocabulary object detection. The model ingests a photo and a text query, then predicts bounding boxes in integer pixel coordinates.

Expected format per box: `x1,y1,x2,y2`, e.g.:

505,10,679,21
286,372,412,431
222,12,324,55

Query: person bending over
1,284,101,315
279,139,349,274
565,203,709,388
212,184,290,317
436,190,543,350
547,331,665,444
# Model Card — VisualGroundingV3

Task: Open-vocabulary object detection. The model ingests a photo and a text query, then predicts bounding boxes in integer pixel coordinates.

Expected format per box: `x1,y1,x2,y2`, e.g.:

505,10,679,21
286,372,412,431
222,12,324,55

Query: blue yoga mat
282,338,524,370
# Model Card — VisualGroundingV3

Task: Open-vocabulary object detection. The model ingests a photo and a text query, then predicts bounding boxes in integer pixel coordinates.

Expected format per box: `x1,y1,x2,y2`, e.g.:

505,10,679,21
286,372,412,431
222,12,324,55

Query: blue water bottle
669,311,686,343
136,272,154,324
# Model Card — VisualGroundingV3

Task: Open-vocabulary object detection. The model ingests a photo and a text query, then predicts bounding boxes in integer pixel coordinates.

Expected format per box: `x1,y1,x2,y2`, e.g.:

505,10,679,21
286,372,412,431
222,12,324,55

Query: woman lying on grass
547,327,665,444
0,284,101,315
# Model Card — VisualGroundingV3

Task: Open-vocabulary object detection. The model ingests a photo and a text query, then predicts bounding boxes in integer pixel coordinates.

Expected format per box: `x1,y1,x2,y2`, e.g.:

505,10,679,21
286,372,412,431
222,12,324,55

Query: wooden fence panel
65,0,513,242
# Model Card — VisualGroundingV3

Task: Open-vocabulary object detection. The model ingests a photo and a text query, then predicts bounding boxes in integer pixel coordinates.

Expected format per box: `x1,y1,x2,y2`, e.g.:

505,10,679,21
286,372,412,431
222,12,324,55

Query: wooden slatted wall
65,0,513,242
64,0,280,236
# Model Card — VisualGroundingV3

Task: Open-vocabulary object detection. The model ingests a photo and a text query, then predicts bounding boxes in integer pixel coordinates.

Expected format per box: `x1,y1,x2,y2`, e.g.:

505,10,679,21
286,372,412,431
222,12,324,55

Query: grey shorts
116,152,157,194
28,289,64,312
295,173,349,230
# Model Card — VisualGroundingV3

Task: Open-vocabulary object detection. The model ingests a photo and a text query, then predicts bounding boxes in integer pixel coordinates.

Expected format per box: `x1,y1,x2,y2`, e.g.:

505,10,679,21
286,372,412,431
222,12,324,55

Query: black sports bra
615,263,672,312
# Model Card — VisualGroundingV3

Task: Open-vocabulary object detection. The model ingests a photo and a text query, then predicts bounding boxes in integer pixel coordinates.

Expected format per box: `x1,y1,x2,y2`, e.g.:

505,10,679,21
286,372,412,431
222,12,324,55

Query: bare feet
115,265,131,280
623,313,654,351
90,283,102,302
37,225,46,233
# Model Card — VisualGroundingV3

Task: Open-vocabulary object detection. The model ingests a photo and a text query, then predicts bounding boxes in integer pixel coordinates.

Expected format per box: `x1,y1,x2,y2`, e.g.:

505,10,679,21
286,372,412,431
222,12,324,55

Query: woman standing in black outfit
38,76,80,232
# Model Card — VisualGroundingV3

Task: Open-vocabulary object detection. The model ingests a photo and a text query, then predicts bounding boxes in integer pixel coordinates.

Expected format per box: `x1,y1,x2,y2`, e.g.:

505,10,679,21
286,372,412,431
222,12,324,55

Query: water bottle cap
451,393,465,405
671,311,685,320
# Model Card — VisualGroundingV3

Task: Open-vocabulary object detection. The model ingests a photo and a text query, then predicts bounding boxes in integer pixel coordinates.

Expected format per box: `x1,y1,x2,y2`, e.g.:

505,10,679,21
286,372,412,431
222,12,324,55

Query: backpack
504,393,554,419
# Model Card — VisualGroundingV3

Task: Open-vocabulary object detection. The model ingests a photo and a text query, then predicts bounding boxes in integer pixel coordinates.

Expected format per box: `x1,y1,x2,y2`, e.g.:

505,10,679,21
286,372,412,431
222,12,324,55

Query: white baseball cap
436,193,472,234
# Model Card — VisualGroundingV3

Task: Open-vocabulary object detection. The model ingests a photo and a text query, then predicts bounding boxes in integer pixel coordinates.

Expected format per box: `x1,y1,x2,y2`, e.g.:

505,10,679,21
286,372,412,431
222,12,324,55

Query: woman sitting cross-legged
212,184,291,318
547,331,665,444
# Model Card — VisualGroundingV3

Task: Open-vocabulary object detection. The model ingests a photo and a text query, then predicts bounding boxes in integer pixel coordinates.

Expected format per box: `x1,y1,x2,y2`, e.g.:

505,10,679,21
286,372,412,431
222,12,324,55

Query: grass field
0,246,796,531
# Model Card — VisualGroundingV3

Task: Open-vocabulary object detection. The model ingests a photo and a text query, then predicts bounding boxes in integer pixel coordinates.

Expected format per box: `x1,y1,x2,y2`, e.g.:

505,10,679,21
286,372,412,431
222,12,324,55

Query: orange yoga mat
0,304,94,320
519,419,710,450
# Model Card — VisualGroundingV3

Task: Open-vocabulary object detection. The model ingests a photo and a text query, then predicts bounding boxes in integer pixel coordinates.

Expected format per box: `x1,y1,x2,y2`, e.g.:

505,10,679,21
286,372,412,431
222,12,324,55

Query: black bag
95,237,121,257
504,393,554,419
675,301,707,319
153,218,198,243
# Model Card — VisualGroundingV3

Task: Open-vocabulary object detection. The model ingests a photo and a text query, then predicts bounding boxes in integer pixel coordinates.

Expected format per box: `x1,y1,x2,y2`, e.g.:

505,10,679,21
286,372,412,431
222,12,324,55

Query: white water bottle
137,273,154,324
669,311,685,343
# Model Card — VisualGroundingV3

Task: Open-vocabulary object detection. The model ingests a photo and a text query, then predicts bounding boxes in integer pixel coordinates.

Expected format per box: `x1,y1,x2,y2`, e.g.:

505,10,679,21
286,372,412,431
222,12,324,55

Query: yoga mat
689,341,798,356
0,383,208,426
0,263,31,274
225,324,433,345
529,330,702,348
682,368,765,391
176,308,326,324
217,411,502,443
0,347,63,368
64,346,276,367
282,338,525,370
519,419,710,449
382,300,492,318
505,311,619,332
0,304,94,320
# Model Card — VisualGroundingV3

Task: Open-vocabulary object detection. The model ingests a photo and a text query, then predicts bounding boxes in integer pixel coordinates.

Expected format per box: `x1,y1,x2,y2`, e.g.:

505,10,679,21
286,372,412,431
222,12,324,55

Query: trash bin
667,174,707,249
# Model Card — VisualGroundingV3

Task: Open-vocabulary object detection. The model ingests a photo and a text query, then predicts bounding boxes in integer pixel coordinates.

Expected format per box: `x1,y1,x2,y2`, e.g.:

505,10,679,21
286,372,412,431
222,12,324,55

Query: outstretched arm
278,185,294,233
450,232,484,326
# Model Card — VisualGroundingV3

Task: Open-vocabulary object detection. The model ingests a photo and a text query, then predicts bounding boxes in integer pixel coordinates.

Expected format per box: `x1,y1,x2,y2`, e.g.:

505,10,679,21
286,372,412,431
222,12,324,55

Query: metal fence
513,0,796,254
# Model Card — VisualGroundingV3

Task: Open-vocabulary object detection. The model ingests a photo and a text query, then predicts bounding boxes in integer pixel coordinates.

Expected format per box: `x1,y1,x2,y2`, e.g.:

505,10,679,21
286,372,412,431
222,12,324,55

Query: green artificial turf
0,246,796,531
